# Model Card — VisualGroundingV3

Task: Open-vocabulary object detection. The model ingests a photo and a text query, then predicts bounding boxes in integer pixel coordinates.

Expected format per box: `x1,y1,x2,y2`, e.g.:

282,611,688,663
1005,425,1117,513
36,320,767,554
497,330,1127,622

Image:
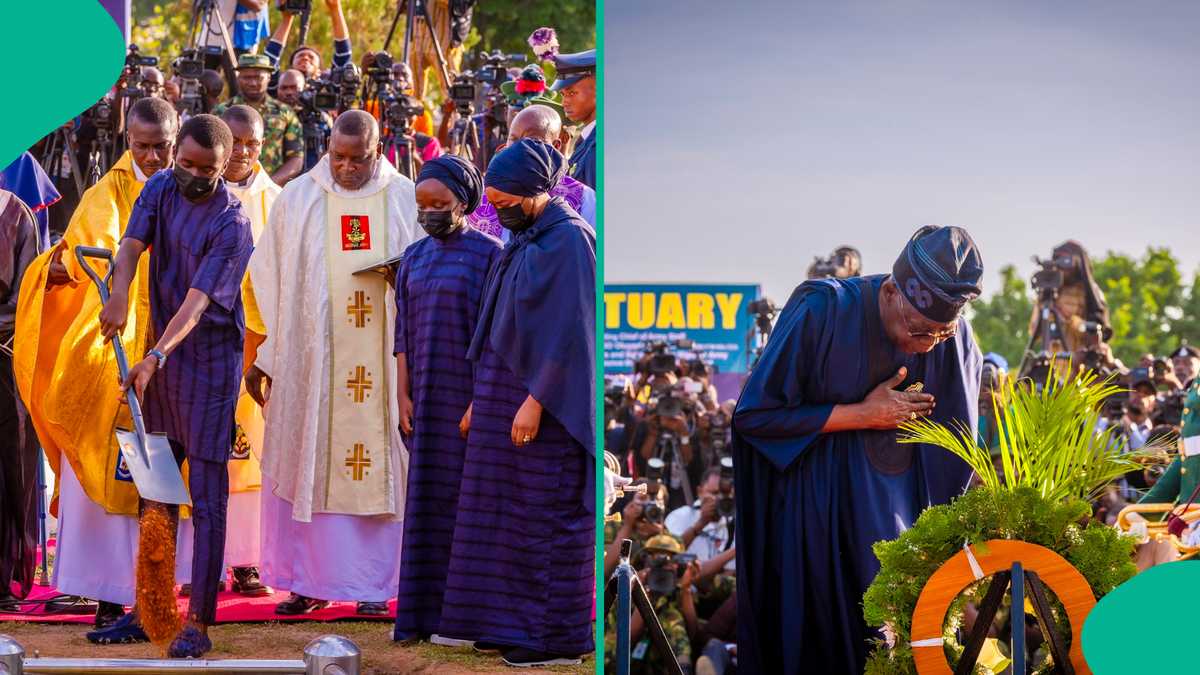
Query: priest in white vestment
247,110,421,615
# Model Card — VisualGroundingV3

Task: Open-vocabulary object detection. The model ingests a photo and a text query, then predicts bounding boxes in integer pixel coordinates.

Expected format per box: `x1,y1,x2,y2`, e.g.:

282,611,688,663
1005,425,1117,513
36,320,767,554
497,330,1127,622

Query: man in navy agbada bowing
732,225,985,674
98,114,253,658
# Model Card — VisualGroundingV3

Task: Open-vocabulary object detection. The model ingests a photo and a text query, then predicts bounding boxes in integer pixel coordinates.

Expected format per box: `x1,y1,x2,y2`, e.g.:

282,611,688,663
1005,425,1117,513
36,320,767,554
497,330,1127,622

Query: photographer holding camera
604,534,700,675
264,0,353,77
665,464,735,568
807,245,862,280
1027,241,1112,355
213,54,303,185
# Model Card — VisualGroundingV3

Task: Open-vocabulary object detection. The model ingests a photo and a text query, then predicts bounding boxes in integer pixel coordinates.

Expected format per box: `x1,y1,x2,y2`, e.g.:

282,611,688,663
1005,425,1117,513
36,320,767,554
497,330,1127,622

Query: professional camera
708,409,730,455
645,552,697,595
748,298,776,320
637,339,694,377
1159,391,1186,427
450,71,478,114
330,63,361,108
90,98,114,130
475,49,525,88
1030,254,1073,300
1101,394,1126,424
645,457,665,486
281,0,312,12
651,393,690,419
368,50,397,84
121,44,159,100
173,48,205,80
717,456,735,519
386,95,425,131
807,246,862,280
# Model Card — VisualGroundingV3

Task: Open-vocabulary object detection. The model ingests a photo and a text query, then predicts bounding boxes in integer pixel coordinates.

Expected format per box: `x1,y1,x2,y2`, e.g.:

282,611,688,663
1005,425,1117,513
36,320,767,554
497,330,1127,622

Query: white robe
250,156,420,600
53,462,192,604
222,164,280,567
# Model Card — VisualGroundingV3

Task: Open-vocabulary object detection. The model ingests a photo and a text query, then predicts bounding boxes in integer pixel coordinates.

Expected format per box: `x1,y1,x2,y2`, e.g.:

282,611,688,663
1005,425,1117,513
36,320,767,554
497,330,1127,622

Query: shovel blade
115,428,191,506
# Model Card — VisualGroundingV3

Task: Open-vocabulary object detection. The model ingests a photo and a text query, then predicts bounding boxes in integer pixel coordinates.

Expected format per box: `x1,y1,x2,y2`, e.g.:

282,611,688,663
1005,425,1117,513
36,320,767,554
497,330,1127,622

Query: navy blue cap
550,49,596,90
892,225,983,323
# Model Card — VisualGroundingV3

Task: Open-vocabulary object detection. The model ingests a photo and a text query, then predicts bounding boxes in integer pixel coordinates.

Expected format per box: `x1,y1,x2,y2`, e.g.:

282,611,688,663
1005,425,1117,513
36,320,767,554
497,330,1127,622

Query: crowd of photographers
602,341,740,675
600,241,1200,673
33,0,586,241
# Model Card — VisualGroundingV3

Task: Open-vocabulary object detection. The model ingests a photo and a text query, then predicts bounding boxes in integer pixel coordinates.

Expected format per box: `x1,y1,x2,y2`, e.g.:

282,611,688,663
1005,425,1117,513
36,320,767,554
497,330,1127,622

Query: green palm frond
899,368,1163,502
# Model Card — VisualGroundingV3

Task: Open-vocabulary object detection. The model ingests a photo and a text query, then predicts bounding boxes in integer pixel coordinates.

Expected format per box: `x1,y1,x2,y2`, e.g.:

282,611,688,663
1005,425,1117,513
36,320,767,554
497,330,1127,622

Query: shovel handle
74,245,152,459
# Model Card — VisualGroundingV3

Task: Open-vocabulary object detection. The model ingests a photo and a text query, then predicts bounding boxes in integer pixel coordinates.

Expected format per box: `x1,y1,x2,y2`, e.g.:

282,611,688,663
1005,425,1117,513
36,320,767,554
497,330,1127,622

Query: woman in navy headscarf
392,155,502,644
437,139,596,667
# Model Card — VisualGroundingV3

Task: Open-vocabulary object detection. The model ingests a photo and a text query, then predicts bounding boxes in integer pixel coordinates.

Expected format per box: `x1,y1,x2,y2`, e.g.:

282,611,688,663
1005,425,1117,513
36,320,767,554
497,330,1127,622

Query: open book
351,252,405,276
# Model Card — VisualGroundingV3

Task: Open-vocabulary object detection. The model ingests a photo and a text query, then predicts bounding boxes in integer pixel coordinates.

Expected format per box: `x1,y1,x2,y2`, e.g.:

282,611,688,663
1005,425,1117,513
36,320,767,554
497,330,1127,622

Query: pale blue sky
604,0,1200,303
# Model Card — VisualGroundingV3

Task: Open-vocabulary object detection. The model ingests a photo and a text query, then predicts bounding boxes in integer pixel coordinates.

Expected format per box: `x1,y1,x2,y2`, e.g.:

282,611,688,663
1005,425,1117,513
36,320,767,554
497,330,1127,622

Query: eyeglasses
896,292,958,342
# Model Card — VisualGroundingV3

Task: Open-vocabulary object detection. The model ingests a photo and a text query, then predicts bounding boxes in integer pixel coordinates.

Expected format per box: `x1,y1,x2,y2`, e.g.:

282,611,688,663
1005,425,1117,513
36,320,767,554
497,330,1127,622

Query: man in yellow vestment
14,98,190,633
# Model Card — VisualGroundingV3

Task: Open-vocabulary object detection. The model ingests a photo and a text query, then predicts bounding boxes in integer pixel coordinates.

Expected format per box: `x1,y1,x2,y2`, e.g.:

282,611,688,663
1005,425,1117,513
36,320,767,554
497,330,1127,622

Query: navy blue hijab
484,138,565,197
417,154,483,213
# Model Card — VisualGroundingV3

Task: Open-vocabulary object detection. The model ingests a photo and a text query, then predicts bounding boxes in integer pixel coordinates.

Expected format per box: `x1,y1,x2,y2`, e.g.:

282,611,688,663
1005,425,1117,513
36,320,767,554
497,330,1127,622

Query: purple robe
437,199,595,655
467,175,586,241
392,226,501,640
122,172,253,463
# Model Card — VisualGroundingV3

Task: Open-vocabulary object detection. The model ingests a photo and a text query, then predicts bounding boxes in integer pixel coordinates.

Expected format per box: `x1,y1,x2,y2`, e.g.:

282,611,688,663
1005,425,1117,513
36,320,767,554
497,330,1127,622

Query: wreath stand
910,540,1096,675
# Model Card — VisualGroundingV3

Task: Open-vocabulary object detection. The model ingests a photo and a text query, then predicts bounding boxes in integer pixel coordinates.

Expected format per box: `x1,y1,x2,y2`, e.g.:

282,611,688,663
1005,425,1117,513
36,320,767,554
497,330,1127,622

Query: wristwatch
147,348,167,370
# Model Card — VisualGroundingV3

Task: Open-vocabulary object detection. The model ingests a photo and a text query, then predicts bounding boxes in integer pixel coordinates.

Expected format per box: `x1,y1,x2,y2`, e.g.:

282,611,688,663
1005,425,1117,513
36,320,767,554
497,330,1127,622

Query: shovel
75,245,191,506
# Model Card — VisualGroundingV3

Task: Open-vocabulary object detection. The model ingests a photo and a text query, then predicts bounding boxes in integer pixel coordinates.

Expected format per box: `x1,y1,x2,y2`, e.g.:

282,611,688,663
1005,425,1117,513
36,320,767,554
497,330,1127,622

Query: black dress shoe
179,581,226,598
355,600,388,616
231,567,270,597
94,601,125,628
0,591,21,613
501,648,583,667
274,593,329,615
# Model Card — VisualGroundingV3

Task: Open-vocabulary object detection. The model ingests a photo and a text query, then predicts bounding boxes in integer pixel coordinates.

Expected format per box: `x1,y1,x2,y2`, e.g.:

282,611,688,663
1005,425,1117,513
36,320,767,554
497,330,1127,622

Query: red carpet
2,541,394,624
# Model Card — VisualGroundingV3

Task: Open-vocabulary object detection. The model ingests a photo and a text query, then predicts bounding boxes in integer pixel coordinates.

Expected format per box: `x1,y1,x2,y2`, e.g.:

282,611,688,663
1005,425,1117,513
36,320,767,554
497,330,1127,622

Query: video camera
172,47,208,116
1030,254,1074,300
637,339,695,377
717,456,735,519
475,49,525,88
645,552,698,595
450,71,478,116
368,50,398,84
281,0,311,12
121,44,159,100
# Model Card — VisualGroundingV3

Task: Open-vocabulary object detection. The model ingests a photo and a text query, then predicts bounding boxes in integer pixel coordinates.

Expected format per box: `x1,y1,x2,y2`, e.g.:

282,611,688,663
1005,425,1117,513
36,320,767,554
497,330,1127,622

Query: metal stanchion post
0,635,24,675
613,539,633,675
303,635,361,675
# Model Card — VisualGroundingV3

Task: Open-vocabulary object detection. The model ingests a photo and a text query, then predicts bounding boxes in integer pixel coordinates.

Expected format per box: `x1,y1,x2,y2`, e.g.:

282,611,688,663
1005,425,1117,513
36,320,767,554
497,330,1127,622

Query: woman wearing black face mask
393,155,504,646
437,138,597,668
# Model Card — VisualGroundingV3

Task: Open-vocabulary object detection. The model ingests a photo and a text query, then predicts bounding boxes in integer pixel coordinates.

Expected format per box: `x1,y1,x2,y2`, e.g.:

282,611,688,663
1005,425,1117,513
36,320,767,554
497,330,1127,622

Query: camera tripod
188,0,240,95
38,126,86,200
382,120,417,179
448,103,481,166
655,432,694,508
1018,278,1070,382
383,0,454,93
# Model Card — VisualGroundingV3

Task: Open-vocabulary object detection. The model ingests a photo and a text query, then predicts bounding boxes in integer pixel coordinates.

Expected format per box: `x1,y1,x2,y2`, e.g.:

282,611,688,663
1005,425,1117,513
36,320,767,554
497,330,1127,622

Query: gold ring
523,434,532,443
909,412,918,421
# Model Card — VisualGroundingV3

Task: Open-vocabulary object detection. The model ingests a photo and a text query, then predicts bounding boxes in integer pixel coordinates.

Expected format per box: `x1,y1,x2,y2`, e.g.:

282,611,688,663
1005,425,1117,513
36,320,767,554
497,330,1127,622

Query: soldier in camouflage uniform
213,54,303,185
605,532,699,675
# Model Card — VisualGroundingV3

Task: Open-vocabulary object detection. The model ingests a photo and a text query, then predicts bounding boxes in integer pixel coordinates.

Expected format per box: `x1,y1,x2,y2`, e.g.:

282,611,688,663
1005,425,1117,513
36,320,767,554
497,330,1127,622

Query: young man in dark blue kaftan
96,115,253,658
438,139,596,668
733,225,985,675
392,155,501,643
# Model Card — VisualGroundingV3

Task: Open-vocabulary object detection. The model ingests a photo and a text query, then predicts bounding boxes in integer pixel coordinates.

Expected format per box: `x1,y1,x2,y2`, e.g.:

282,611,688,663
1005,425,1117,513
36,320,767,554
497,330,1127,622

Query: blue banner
603,283,761,376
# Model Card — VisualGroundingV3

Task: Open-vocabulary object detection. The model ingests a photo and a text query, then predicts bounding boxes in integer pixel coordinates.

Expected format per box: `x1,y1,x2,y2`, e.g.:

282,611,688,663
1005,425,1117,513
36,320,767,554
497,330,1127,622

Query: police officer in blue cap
550,49,596,190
